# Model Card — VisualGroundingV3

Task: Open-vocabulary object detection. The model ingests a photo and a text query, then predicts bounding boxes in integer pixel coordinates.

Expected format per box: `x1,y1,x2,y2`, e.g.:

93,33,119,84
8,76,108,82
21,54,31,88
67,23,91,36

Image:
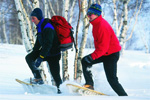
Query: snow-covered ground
0,44,150,100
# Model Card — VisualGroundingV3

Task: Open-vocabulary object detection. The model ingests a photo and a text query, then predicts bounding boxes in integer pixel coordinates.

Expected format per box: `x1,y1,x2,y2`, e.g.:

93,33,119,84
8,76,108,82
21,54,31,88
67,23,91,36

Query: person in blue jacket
25,8,62,93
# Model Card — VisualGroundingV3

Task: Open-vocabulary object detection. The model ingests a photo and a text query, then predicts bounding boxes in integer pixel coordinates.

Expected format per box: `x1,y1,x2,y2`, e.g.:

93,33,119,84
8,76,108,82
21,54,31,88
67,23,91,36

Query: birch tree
61,0,70,81
14,0,32,52
119,0,144,53
47,0,56,16
113,0,120,37
69,0,77,24
30,0,39,8
119,0,129,53
74,0,81,80
75,0,90,82
43,0,49,18
2,10,8,43
20,0,35,47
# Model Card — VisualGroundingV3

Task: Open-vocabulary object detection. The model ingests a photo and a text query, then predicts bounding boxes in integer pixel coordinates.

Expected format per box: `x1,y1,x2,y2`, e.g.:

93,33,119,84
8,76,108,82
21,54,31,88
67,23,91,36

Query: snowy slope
0,44,150,100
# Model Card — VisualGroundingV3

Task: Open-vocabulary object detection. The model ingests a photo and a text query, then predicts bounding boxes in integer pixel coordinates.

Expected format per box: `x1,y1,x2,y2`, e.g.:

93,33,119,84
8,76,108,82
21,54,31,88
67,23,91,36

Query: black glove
34,56,43,68
82,54,93,65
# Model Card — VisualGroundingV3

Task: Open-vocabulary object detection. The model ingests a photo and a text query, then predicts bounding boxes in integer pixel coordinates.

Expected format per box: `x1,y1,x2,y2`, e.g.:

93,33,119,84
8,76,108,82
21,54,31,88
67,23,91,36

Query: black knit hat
31,8,43,20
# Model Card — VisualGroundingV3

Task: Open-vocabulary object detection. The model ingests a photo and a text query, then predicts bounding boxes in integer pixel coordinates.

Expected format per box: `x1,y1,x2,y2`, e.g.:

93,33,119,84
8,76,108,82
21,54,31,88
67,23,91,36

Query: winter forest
0,0,150,98
0,0,150,50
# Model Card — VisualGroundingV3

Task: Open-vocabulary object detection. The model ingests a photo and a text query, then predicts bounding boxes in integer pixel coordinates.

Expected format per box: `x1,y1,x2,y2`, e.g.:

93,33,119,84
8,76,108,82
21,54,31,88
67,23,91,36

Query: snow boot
83,84,94,90
30,78,44,85
57,88,61,94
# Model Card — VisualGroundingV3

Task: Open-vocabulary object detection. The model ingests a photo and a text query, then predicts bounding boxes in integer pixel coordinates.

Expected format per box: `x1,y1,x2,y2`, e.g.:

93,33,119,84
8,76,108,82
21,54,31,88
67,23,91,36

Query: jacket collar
90,15,102,26
37,18,44,28
36,18,44,33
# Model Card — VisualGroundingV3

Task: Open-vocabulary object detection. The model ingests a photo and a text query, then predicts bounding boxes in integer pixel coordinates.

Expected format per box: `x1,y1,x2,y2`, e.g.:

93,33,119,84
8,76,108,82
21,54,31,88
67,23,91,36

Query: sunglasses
87,13,93,16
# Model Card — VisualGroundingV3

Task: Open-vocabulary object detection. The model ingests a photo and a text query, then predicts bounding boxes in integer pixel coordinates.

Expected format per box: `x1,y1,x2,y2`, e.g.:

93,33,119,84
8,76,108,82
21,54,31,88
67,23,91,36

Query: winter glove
34,55,44,68
82,54,93,65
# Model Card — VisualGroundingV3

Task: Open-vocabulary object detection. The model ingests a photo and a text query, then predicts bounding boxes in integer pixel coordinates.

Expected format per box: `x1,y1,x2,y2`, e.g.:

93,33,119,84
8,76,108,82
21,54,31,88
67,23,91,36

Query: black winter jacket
33,18,60,58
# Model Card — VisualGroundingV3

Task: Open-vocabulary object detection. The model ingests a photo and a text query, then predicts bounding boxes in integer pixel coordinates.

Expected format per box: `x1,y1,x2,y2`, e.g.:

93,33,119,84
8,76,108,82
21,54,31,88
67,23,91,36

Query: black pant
81,52,127,96
25,51,62,88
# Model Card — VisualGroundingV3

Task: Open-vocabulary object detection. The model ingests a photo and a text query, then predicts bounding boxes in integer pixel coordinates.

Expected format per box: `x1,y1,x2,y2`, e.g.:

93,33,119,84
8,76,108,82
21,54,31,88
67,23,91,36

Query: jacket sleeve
91,29,111,60
40,28,55,57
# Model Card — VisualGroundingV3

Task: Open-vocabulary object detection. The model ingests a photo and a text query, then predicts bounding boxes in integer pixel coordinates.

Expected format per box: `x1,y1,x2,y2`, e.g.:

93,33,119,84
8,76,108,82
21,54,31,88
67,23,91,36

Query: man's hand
82,54,93,65
34,56,43,68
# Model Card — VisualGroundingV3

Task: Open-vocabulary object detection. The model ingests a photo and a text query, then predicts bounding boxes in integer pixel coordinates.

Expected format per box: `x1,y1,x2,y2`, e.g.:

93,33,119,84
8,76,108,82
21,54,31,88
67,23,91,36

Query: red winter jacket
90,15,121,60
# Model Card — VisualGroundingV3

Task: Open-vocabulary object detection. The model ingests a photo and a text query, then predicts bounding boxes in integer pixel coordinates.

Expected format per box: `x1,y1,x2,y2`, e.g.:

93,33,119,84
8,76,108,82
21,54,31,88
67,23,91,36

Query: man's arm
40,28,55,57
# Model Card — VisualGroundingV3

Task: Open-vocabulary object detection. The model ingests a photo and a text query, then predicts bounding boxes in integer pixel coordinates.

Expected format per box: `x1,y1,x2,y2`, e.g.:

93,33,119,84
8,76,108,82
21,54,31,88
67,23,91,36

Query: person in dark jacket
25,8,62,93
81,4,128,96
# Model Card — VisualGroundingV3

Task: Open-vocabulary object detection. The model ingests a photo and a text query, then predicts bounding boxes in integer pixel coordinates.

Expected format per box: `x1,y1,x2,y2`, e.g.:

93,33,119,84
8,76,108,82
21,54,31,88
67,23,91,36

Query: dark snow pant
81,52,128,96
25,51,62,88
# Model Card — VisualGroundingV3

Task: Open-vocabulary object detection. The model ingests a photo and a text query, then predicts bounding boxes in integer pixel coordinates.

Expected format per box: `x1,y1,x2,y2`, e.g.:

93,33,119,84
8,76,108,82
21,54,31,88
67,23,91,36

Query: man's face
87,14,98,22
31,16,40,25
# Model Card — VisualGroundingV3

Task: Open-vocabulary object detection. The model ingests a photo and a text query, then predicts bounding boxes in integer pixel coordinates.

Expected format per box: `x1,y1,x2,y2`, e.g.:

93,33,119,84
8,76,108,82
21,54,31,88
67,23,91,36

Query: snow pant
25,51,62,88
81,52,128,96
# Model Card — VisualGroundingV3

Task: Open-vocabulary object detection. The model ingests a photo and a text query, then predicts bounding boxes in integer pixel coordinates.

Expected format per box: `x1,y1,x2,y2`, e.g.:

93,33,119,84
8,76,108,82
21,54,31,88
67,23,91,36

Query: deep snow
0,44,150,100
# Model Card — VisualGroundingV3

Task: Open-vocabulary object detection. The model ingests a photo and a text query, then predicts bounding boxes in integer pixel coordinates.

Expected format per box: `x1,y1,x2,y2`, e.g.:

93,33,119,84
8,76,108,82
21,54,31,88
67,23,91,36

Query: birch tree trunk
61,0,70,81
2,11,8,43
31,0,39,8
20,0,35,48
120,0,143,53
76,0,89,83
113,0,119,37
141,34,149,53
47,0,56,15
14,0,32,52
43,0,49,18
74,0,81,80
69,0,77,24
126,0,143,41
119,0,129,54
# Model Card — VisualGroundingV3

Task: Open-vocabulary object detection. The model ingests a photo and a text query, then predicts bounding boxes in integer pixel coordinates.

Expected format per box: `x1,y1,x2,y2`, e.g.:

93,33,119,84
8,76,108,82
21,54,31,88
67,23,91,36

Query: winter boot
30,78,44,85
83,84,94,90
57,88,62,94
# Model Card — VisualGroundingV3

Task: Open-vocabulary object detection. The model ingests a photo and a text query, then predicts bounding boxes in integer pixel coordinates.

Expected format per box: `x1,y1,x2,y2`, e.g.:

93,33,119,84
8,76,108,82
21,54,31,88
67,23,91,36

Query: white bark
20,0,34,48
47,0,56,15
120,0,143,54
113,0,119,37
126,0,143,41
141,34,149,53
74,0,81,80
14,0,32,52
32,0,39,8
62,0,70,21
119,0,128,54
69,0,77,24
43,0,49,18
61,0,70,81
76,0,89,82
2,11,8,43
26,0,33,10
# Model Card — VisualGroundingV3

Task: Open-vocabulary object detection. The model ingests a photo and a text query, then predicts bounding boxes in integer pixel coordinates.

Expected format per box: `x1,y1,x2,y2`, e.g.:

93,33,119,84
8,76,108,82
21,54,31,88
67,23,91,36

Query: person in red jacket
81,4,128,96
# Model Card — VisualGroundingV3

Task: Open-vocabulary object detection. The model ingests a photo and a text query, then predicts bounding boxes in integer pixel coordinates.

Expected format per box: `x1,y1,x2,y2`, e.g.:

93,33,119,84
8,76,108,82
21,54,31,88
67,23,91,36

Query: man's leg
81,56,104,86
47,54,62,88
25,51,42,79
103,52,127,96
